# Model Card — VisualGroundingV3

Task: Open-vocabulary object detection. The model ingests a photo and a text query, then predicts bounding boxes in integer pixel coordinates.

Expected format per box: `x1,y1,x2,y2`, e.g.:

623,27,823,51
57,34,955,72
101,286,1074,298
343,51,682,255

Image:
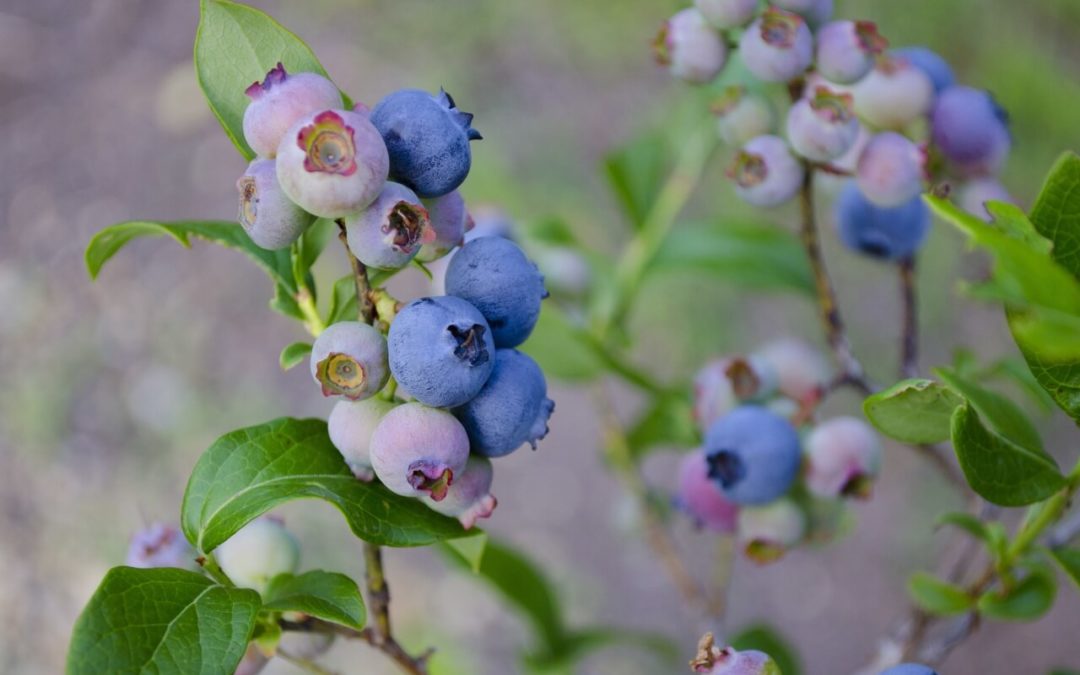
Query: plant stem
297,289,327,337
280,617,431,675
899,256,919,379
336,219,375,324
363,542,393,638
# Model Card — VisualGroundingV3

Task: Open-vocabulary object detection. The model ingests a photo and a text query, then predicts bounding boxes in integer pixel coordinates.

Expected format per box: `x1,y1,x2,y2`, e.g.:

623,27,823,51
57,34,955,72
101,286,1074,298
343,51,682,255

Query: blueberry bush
67,0,1080,673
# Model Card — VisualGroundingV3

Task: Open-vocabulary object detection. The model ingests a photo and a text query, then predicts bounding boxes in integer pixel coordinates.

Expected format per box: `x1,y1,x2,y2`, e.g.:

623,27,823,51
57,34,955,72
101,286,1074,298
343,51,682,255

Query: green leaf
603,133,671,230
730,624,802,675
626,393,698,459
649,221,815,296
326,275,359,326
936,512,990,543
520,305,603,381
950,404,1065,507
1029,152,1080,281
935,367,1044,454
182,418,468,553
862,378,962,444
1048,547,1080,590
262,570,365,629
279,342,312,371
977,565,1057,621
298,219,337,275
907,571,974,615
195,0,341,159
524,217,580,247
440,531,489,574
67,566,260,675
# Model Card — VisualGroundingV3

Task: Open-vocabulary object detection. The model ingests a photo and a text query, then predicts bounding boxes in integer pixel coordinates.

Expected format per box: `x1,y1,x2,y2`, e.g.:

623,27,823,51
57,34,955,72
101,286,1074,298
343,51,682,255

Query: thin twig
899,256,919,379
336,219,376,324
280,617,432,675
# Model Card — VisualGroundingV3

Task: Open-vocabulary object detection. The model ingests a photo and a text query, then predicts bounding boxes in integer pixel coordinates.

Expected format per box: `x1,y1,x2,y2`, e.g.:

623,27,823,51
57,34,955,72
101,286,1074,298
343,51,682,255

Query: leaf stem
899,256,919,379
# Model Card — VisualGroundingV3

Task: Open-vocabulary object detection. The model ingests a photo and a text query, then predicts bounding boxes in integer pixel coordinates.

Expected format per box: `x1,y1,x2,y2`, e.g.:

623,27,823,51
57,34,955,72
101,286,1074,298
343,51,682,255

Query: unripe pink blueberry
654,8,728,84
856,132,925,207
712,87,777,147
853,58,934,130
739,9,813,83
786,86,859,162
815,20,887,85
728,135,805,207
216,517,300,594
693,356,777,432
753,337,831,403
309,321,389,401
691,635,782,675
958,177,1013,222
676,449,739,533
242,63,343,159
344,182,430,270
804,416,882,498
276,109,390,219
423,455,497,529
125,522,198,571
931,86,1011,176
694,0,758,29
737,498,806,564
328,397,396,480
369,403,470,501
236,159,316,250
417,190,470,262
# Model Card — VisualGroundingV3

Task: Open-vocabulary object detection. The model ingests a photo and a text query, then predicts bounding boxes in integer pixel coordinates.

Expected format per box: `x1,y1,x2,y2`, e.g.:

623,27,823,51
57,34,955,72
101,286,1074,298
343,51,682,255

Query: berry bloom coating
369,403,470,501
236,159,316,250
753,338,831,402
423,455,497,529
344,182,429,270
693,356,778,432
370,89,481,198
815,21,887,85
309,321,389,400
878,666,938,675
728,135,805,207
328,397,396,481
786,87,859,162
737,498,806,564
676,449,739,533
856,132,924,207
712,87,777,147
276,109,390,218
835,180,930,260
418,190,471,262
804,416,882,498
704,406,802,505
853,58,934,130
654,8,728,84
453,349,553,457
931,86,1010,176
241,64,343,159
893,46,955,94
216,518,300,594
739,9,813,83
388,296,495,407
446,236,547,348
959,177,1013,222
694,0,757,29
125,523,197,570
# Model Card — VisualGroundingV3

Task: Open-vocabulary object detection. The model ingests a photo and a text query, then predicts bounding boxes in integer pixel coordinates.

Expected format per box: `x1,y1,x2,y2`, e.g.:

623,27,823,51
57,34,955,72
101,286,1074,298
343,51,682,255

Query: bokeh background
2,0,1079,673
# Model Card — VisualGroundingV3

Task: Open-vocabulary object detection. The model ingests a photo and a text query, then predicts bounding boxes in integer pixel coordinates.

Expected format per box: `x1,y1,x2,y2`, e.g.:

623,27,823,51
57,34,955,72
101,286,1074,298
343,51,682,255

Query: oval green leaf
907,571,974,616
279,342,312,371
863,378,963,444
977,566,1057,621
263,570,366,629
935,367,1044,454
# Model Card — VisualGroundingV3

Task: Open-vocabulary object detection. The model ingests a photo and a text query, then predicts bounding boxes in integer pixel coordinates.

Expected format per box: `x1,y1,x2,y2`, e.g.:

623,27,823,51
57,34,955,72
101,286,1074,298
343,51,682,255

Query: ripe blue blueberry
344,182,429,270
739,8,813,82
328,397,396,481
677,449,739,533
878,666,938,675
125,522,198,571
418,189,470,262
423,455,497,529
853,58,934,130
959,177,1012,222
388,296,495,408
835,180,930,260
737,498,806,564
892,47,954,94
276,108,390,218
369,89,481,198
445,236,547,348
309,321,389,400
453,349,553,457
369,403,470,501
931,86,1010,176
654,8,728,84
216,517,300,594
704,405,801,505
856,132,924,207
804,416,882,498
694,0,757,29
236,159,316,250
728,135,805,207
815,20,887,85
242,63,343,159
786,86,859,162
712,87,777,147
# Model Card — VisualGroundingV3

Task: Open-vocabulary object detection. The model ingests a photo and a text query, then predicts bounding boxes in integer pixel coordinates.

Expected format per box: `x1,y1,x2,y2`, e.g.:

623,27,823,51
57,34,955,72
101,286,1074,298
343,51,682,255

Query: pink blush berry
241,63,343,159
424,456,497,529
677,449,739,533
369,403,470,501
804,416,882,498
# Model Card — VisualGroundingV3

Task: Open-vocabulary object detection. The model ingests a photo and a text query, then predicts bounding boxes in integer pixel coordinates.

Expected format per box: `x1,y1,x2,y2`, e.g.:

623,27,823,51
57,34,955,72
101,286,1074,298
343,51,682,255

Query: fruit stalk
899,256,919,378
337,219,377,324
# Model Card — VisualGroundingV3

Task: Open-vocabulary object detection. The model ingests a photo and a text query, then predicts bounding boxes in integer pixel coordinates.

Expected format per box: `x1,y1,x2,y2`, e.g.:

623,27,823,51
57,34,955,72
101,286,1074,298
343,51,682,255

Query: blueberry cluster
676,339,882,563
655,0,1013,262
